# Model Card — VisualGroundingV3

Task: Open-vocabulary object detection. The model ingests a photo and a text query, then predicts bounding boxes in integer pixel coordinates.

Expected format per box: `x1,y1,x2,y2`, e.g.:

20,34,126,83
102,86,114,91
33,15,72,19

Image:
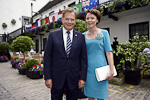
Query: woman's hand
105,73,114,80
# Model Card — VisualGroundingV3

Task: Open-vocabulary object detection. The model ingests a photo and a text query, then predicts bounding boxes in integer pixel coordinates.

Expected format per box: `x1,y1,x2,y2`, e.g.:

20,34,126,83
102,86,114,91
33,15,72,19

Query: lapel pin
75,34,77,36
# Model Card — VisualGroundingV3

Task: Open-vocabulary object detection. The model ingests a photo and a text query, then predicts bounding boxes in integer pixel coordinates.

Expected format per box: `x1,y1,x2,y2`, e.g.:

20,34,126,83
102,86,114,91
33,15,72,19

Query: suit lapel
69,30,78,57
57,28,66,57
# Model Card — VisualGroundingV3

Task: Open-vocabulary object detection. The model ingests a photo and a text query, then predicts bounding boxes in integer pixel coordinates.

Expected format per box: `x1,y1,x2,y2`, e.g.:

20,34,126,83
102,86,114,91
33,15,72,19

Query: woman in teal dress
83,9,115,100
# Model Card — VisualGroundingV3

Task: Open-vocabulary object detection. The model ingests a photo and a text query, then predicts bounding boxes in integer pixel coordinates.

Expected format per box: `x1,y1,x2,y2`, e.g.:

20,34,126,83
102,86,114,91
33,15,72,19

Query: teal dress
83,29,112,99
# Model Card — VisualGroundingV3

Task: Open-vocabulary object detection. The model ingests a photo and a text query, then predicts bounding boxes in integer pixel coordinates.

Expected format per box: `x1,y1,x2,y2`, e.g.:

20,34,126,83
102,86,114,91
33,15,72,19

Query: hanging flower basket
11,19,16,25
2,23,7,28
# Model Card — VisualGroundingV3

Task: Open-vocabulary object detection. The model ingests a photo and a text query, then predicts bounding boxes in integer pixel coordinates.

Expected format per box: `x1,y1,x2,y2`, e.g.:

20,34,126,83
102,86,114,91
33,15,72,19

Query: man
44,7,87,100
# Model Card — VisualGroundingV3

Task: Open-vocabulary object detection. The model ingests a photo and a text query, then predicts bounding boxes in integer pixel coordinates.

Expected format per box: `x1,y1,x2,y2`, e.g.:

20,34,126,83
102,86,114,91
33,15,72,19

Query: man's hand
78,80,85,89
45,79,52,88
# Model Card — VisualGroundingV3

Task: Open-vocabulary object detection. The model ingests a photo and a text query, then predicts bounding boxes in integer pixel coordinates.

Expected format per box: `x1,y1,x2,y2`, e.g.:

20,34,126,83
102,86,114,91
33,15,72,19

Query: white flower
95,32,103,40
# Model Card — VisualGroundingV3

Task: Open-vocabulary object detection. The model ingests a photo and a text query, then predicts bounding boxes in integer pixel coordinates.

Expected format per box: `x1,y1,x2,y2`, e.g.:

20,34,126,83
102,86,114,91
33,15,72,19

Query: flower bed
25,59,43,79
0,56,8,62
26,63,43,79
15,61,26,75
11,57,22,68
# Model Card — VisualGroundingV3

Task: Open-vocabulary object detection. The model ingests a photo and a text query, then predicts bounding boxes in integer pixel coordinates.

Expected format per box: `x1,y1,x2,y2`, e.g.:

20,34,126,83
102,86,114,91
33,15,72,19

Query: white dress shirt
63,27,73,51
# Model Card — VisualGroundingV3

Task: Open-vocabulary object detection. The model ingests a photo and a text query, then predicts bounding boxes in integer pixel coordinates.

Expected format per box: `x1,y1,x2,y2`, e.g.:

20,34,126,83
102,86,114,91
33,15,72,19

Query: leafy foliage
114,33,149,70
74,19,89,33
2,23,7,28
10,36,35,53
139,48,150,66
0,42,9,56
60,19,89,33
26,59,39,70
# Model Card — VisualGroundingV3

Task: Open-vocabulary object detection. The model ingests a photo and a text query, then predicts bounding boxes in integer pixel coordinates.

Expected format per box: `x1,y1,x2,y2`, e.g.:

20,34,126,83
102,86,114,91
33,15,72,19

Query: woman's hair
85,9,101,24
62,7,77,19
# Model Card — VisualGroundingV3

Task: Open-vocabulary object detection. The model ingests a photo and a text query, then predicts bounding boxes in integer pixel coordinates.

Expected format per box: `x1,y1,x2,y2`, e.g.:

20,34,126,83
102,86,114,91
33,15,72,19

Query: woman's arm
106,51,114,80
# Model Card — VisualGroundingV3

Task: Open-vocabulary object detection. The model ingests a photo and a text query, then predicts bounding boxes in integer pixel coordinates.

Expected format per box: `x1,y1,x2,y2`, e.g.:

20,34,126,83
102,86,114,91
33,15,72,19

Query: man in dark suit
44,7,87,100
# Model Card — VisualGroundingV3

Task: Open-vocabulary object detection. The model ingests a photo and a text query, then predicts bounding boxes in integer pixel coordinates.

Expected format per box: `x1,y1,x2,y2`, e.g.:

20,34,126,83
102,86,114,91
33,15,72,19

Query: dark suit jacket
44,28,87,90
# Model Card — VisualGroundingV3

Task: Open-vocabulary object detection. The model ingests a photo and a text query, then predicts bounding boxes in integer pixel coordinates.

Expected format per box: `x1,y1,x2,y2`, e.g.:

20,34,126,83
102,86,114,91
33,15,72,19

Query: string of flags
25,0,113,32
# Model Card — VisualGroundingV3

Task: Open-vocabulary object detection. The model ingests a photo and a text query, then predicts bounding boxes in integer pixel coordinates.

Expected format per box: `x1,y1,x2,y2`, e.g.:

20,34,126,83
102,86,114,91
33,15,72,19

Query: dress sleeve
103,30,113,52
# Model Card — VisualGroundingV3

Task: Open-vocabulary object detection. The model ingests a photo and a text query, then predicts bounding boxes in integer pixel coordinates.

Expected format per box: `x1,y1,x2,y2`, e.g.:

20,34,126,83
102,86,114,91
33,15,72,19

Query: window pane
129,22,149,40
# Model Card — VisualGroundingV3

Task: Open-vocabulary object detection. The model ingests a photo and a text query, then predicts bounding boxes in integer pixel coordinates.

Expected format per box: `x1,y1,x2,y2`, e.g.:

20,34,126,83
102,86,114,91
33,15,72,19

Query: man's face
62,12,76,31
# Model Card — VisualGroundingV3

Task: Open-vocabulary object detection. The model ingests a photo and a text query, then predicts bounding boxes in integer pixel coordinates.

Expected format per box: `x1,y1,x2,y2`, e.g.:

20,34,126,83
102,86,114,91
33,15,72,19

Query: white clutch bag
95,65,117,82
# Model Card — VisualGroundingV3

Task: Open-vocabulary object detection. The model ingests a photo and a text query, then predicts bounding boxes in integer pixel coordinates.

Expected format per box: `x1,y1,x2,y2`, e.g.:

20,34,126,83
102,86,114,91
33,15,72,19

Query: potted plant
0,42,9,61
11,19,16,25
11,57,20,68
139,47,150,77
16,61,26,75
2,23,7,28
10,36,35,60
0,56,8,62
114,33,149,85
25,59,43,79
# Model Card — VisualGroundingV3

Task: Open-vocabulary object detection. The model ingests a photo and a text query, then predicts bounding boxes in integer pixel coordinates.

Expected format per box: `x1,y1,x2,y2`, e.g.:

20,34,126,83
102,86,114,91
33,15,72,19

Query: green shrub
0,42,9,56
10,36,35,59
60,19,89,33
10,36,35,53
74,19,89,33
26,59,39,70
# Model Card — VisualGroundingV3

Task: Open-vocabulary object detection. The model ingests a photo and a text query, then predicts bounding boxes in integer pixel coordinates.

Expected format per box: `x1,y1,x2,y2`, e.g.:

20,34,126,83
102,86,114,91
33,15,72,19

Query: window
24,19,29,25
43,38,47,51
68,2,75,7
129,22,149,39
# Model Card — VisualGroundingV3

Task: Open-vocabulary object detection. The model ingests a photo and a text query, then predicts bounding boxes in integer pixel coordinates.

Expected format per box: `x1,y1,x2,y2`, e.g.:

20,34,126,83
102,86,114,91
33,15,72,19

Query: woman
83,9,114,100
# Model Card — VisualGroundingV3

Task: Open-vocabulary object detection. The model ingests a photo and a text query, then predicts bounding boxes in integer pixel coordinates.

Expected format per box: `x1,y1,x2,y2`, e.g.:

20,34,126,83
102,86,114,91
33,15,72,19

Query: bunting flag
38,20,41,27
71,3,82,13
25,24,32,31
32,23,36,29
100,0,113,4
49,13,58,23
41,19,45,26
100,0,113,7
36,20,39,27
58,11,62,20
45,17,49,24
82,0,99,10
36,20,41,27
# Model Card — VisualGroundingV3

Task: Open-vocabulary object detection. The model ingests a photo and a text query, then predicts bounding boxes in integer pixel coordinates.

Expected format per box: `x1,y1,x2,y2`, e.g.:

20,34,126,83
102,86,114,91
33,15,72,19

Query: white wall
0,0,31,34
33,0,80,22
99,6,150,44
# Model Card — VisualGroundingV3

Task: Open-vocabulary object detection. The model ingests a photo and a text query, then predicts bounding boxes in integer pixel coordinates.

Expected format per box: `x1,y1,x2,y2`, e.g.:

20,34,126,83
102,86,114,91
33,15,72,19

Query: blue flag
82,0,99,10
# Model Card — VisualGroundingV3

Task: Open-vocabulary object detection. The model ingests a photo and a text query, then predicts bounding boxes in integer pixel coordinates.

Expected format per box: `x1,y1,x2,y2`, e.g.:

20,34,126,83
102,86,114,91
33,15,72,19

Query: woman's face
85,13,98,28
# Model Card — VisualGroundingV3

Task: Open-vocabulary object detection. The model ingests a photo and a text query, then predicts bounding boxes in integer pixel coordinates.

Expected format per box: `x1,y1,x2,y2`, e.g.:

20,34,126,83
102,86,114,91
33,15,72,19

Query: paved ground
0,61,150,100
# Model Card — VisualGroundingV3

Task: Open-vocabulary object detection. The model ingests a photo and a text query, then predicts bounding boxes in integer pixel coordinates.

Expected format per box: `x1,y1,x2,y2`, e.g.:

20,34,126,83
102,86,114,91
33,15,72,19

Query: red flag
45,17,49,24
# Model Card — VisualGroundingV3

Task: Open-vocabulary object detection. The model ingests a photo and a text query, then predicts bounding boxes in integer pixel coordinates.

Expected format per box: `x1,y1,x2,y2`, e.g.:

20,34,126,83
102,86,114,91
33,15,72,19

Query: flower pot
0,59,8,62
19,69,26,75
26,70,43,79
124,1,132,10
125,69,141,85
103,8,108,16
12,63,16,68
